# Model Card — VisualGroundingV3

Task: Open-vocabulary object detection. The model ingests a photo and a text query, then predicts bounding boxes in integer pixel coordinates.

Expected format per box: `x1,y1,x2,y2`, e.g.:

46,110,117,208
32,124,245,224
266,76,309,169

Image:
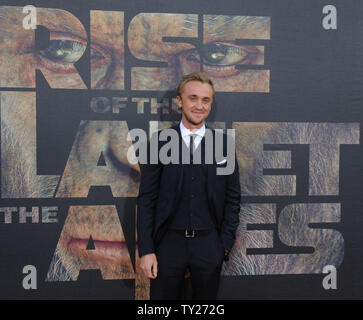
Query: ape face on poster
0,0,362,299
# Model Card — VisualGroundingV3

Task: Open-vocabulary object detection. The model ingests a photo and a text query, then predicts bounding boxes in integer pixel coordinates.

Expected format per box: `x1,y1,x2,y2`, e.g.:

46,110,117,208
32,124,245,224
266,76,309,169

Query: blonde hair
177,72,215,98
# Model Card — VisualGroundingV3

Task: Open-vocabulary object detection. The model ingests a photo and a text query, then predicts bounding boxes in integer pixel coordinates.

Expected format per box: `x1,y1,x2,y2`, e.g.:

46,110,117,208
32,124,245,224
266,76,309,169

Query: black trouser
150,229,225,300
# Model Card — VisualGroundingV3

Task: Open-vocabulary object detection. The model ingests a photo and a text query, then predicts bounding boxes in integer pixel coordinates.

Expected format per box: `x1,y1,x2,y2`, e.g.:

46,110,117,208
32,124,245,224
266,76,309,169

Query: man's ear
176,95,182,108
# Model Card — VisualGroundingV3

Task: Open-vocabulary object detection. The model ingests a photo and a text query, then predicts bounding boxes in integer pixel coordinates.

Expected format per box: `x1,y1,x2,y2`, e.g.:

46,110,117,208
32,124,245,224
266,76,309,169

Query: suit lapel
170,124,184,192
206,126,216,204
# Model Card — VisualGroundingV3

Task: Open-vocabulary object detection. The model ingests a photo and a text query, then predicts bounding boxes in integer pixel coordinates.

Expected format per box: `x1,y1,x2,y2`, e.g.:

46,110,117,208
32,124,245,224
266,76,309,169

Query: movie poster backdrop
0,0,362,299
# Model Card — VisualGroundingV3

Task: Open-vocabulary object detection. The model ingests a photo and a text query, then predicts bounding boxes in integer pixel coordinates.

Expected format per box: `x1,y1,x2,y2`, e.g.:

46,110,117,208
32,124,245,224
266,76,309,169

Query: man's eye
40,40,86,63
187,43,254,66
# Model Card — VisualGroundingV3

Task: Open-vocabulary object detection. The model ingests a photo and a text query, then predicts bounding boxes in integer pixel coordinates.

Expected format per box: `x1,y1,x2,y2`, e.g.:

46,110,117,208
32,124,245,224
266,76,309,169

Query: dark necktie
190,134,197,163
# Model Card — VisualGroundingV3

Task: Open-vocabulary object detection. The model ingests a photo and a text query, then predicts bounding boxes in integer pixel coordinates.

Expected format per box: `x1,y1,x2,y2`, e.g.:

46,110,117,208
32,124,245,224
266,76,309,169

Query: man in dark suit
137,72,241,300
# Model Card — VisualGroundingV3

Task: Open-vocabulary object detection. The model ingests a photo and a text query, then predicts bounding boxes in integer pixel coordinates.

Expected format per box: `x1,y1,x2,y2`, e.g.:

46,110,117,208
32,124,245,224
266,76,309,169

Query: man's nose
195,99,203,109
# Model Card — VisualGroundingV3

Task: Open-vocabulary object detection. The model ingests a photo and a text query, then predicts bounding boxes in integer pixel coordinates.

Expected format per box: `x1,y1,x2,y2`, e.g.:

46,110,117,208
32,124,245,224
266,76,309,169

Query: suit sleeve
220,140,241,252
136,134,162,258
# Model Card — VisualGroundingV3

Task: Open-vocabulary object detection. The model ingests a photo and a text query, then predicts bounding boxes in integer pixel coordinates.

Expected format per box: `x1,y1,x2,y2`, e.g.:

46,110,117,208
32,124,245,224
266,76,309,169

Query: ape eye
35,32,110,74
178,42,261,78
40,40,86,63
187,43,257,66
203,43,248,65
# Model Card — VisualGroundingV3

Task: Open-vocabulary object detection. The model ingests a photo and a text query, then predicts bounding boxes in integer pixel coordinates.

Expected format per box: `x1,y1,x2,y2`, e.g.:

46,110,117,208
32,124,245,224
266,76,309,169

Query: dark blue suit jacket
137,124,241,258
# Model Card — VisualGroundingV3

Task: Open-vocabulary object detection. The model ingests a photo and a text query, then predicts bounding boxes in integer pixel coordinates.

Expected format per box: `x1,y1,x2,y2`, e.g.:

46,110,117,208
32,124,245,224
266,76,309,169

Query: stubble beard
183,109,205,127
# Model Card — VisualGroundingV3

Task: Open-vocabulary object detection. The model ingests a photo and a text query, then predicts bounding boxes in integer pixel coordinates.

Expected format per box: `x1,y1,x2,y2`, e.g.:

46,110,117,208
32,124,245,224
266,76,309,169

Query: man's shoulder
154,124,180,137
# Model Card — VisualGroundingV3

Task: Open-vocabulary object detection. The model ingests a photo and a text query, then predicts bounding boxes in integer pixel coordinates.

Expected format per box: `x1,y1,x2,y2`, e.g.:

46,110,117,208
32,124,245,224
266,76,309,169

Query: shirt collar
179,120,206,138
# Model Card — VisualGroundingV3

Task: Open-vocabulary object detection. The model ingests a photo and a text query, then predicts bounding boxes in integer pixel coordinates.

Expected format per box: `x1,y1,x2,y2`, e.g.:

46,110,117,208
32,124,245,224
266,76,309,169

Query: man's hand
140,253,158,279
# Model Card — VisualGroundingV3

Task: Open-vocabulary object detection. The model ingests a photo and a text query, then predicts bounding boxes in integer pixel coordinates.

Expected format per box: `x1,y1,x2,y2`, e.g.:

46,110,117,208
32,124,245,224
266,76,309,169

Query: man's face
177,80,213,128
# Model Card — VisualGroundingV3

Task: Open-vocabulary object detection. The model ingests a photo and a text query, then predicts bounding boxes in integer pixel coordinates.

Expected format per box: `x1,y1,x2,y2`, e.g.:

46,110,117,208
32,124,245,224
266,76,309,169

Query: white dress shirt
179,121,205,151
